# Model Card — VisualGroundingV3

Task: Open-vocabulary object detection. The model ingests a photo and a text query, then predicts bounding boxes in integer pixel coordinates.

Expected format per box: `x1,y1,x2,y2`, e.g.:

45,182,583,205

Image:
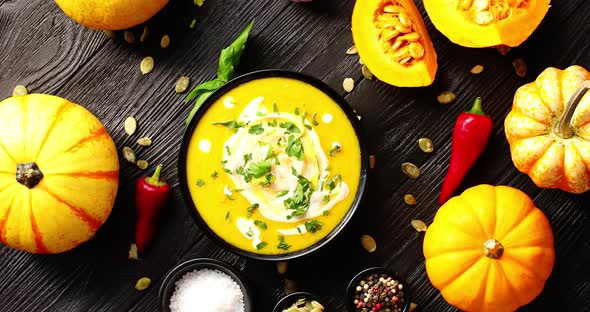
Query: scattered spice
128,243,139,260
123,31,135,44
196,179,205,187
169,269,245,312
418,138,434,153
362,65,373,80
346,45,358,55
360,234,376,253
136,160,149,170
124,116,137,135
135,165,170,254
140,26,149,43
135,277,151,290
282,298,325,312
512,58,527,77
409,302,418,311
140,56,155,75
401,162,420,179
175,76,191,93
123,147,137,163
404,194,417,206
369,155,375,169
276,261,288,275
352,272,405,312
12,85,28,96
343,78,355,93
160,35,171,49
137,137,152,146
284,279,297,294
411,219,428,232
470,64,485,74
437,91,457,105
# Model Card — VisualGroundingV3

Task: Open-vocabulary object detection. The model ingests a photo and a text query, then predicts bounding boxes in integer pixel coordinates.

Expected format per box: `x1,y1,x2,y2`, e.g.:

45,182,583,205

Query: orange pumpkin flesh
0,94,119,254
55,0,169,30
424,185,555,312
423,0,551,48
352,0,438,87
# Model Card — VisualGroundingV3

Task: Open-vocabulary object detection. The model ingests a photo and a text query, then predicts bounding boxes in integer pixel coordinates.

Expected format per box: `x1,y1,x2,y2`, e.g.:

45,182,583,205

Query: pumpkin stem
555,80,590,139
483,239,504,259
466,97,485,116
16,162,43,189
145,164,165,187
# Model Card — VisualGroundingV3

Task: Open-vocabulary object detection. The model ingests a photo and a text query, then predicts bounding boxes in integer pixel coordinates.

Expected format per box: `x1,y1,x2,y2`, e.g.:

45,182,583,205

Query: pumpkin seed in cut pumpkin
175,76,191,93
123,147,137,163
160,35,170,49
135,277,151,291
437,91,456,105
361,234,376,252
401,162,420,178
276,261,288,275
12,85,28,96
346,45,358,55
140,26,149,43
137,137,152,146
124,116,137,135
369,155,375,169
470,64,484,74
404,194,417,205
362,65,373,80
512,58,527,77
123,31,135,44
128,243,139,260
140,57,154,75
411,219,428,232
343,78,355,92
418,137,434,153
136,160,149,170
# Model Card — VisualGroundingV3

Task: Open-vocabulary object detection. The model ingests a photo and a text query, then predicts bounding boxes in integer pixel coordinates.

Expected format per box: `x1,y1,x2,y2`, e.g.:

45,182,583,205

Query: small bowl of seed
272,291,326,312
346,267,410,312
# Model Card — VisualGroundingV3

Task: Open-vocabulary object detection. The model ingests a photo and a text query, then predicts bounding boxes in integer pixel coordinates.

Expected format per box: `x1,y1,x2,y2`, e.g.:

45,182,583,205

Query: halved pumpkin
424,0,551,48
352,0,438,87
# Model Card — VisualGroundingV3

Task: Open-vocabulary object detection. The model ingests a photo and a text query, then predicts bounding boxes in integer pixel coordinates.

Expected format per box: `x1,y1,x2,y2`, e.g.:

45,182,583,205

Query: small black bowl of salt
159,258,253,312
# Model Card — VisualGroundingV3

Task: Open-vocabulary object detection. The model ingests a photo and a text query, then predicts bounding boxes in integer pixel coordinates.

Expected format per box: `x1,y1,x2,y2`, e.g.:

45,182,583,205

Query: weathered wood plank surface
0,0,589,311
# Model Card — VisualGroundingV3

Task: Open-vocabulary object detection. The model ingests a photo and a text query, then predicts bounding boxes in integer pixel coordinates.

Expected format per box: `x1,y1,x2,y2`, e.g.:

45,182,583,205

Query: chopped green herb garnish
243,153,252,165
322,194,330,203
246,228,254,237
253,173,276,187
304,124,312,131
256,241,268,250
322,210,330,216
196,179,205,187
311,113,319,126
211,171,218,179
279,122,301,134
213,120,247,133
276,190,289,197
273,103,279,114
247,161,272,178
283,171,313,217
297,227,302,234
248,123,265,135
294,107,300,115
277,235,291,250
224,168,232,174
256,111,265,117
329,144,341,157
325,174,342,192
246,203,259,218
265,146,276,160
305,220,322,233
225,211,230,221
225,145,231,156
253,220,267,230
286,135,304,161
268,119,278,127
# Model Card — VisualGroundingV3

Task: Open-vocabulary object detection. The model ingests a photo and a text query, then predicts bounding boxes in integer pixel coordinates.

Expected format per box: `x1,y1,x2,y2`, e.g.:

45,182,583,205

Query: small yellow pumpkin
0,94,119,254
505,65,590,193
424,185,555,312
55,0,169,30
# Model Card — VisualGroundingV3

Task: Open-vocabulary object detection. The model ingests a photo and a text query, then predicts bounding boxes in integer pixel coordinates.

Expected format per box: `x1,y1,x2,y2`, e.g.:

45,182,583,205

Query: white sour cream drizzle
221,97,349,224
236,218,261,248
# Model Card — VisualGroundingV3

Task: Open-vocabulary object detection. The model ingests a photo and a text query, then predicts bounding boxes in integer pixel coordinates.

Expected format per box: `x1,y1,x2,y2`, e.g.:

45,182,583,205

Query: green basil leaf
217,21,254,81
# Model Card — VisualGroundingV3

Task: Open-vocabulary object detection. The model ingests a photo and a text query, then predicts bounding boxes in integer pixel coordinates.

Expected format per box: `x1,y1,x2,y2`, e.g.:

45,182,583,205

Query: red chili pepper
439,97,492,205
135,164,170,254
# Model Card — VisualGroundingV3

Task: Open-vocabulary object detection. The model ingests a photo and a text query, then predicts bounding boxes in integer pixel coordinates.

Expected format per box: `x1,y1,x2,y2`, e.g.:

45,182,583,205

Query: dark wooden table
1,0,589,311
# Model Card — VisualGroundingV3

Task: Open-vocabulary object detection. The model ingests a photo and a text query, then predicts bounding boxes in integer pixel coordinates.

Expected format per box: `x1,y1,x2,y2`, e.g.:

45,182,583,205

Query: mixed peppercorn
353,273,406,312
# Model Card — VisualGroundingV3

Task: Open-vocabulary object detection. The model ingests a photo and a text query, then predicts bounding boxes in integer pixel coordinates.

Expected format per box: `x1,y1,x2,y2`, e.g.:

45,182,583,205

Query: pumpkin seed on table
175,76,191,93
12,85,28,96
411,219,428,232
361,234,377,252
123,147,137,163
346,45,358,55
437,91,456,105
137,137,152,146
409,302,418,311
123,30,135,44
470,64,485,74
124,116,137,135
135,277,151,290
140,26,149,43
361,64,373,80
140,56,154,75
128,243,139,260
512,58,527,77
343,78,355,92
496,45,511,56
284,279,297,294
418,137,434,153
369,155,375,169
276,261,288,275
137,160,149,170
160,35,170,49
401,162,420,178
404,194,417,205
194,0,204,6
102,30,116,39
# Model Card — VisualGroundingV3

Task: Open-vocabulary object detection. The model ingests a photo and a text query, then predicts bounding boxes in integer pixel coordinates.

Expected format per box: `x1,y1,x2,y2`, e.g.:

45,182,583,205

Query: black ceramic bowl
178,69,369,261
346,267,411,312
272,291,325,312
158,258,253,312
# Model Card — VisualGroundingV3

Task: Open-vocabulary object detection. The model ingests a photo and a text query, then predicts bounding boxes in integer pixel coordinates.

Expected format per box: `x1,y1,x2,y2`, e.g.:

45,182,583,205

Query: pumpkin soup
186,77,361,254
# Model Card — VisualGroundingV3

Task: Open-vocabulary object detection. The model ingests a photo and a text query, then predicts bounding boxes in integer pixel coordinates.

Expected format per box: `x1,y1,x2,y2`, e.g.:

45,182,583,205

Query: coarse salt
169,269,244,312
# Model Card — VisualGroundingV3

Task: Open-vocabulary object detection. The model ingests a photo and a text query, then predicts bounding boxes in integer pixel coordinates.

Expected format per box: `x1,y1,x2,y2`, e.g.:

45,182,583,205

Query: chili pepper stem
467,97,485,115
145,164,165,187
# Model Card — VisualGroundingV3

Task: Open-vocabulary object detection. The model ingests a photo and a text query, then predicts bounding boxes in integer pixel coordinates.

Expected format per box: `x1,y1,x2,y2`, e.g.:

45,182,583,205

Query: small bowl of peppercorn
346,267,410,312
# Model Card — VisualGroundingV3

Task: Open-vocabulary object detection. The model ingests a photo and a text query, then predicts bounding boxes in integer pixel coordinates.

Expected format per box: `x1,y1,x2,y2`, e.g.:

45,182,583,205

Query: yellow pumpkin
352,0,438,87
55,0,169,30
0,94,119,254
423,0,551,48
505,65,590,193
424,185,555,312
